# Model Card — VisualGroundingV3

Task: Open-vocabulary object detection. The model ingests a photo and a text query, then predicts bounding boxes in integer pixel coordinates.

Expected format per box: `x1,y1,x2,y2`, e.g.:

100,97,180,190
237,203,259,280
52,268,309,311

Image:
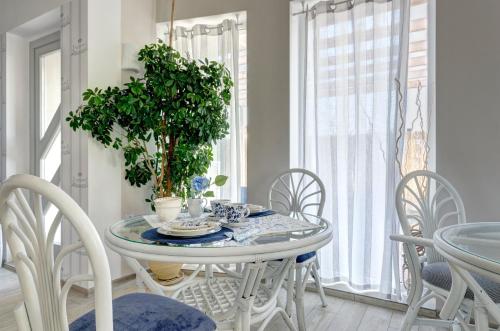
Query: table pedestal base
123,256,297,331
451,266,500,331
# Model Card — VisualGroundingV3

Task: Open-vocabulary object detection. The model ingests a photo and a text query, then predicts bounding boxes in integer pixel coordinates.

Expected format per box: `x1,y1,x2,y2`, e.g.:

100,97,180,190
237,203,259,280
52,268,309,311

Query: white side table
434,222,500,330
105,213,332,331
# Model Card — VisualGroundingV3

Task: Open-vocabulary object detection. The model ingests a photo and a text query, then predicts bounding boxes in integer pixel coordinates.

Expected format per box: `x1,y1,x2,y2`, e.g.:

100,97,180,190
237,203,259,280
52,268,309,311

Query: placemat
247,210,276,218
141,227,233,245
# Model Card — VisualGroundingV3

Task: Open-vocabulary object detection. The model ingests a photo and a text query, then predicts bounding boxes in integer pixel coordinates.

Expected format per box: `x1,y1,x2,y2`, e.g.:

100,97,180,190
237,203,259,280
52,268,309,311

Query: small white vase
154,197,182,222
187,198,207,218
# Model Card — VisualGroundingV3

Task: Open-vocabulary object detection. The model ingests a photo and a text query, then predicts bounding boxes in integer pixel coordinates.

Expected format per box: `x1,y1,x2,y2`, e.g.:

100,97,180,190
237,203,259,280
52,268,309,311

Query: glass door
32,32,62,244
2,32,62,269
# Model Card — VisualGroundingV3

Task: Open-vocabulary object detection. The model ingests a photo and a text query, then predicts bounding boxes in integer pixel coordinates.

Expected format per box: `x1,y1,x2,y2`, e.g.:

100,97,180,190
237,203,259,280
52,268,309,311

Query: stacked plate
247,204,266,214
157,219,221,237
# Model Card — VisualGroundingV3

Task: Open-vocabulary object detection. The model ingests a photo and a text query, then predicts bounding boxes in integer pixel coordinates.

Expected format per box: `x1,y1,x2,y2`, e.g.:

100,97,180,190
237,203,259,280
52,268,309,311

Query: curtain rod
292,0,378,16
164,23,245,35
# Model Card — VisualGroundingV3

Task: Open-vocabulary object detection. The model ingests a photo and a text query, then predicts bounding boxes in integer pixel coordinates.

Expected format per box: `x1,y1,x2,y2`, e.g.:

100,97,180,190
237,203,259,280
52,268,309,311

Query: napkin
143,214,162,228
226,226,260,242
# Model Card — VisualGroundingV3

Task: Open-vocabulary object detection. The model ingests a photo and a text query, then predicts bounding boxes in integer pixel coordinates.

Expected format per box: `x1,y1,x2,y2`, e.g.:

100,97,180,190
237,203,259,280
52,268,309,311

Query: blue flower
191,176,210,193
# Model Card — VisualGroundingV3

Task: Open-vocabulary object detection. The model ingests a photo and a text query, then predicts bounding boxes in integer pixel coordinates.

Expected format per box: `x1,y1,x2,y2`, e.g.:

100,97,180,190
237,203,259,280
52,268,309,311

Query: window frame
29,31,63,247
30,31,61,185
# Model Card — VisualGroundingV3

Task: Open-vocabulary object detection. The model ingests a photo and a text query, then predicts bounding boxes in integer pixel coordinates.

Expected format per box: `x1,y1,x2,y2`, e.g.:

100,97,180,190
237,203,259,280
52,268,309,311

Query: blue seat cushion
69,292,216,331
296,251,316,263
422,262,500,303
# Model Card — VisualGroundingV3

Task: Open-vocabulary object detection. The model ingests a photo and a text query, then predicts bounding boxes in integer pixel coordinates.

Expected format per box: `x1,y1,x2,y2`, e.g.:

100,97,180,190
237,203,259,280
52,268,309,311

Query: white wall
122,0,156,49
86,0,123,279
5,33,30,178
157,0,290,206
121,0,157,220
436,0,500,222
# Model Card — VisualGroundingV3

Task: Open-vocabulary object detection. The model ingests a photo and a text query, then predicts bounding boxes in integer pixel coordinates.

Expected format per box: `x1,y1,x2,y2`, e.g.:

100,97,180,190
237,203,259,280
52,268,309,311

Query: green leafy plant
66,41,233,202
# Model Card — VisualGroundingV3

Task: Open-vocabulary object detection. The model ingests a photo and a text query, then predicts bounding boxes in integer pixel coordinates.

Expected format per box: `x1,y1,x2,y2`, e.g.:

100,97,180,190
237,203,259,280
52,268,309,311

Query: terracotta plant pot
149,261,184,284
154,197,182,222
151,197,183,283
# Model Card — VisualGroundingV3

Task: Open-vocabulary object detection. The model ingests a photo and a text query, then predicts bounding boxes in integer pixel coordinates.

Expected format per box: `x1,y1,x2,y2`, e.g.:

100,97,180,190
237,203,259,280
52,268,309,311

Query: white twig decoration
395,78,405,178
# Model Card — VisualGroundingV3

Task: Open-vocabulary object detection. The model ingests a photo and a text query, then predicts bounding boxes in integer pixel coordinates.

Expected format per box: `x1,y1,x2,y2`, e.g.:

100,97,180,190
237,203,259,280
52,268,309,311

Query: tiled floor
0,268,444,331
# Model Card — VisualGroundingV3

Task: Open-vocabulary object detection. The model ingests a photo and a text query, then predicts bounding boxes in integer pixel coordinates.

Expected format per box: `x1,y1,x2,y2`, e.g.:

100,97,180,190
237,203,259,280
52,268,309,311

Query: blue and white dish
157,221,221,237
210,199,231,218
169,218,211,231
224,203,251,223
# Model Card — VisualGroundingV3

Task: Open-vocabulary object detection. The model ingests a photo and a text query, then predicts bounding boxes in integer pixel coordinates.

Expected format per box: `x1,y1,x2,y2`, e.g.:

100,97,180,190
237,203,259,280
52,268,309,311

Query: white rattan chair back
396,170,466,264
0,174,113,331
268,168,325,218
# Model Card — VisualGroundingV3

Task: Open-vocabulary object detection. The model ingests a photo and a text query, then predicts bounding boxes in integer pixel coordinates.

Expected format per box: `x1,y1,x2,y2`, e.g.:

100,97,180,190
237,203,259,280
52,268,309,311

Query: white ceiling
10,7,60,41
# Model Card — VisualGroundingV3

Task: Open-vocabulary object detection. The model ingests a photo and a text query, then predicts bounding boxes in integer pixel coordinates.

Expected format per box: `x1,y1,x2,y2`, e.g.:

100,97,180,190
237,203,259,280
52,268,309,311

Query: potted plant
67,41,232,283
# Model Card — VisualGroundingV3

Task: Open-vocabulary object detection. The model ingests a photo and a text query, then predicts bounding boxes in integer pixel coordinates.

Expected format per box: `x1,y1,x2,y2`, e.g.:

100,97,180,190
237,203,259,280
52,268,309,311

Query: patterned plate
157,222,221,237
247,204,266,213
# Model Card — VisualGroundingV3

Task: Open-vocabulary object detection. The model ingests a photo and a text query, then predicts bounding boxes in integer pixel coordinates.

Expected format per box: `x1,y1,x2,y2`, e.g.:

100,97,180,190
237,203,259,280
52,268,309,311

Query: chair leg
241,309,251,331
474,297,489,331
401,291,432,331
235,304,252,331
257,307,298,331
285,262,295,317
401,302,420,331
205,264,213,280
135,273,145,292
295,265,306,331
451,322,462,331
279,307,298,331
311,263,327,308
14,304,30,331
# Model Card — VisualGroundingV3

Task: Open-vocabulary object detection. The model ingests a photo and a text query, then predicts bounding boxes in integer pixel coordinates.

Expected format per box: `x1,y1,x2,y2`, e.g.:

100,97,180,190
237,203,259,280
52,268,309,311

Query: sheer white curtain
291,0,411,297
170,19,246,202
0,34,4,267
0,229,3,267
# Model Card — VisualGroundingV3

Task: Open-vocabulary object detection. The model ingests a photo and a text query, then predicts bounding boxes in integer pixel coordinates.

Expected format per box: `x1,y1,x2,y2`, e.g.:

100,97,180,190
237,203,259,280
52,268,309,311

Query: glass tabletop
440,222,500,265
109,212,329,248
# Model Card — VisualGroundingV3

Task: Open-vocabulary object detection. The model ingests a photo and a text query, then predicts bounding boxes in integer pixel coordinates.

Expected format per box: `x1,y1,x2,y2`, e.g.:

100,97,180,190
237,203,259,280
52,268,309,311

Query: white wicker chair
267,168,327,331
391,170,469,330
0,174,215,331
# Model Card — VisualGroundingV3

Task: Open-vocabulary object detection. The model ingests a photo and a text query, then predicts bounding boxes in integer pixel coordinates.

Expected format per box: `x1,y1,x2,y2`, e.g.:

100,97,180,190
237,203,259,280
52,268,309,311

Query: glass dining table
434,222,500,330
104,212,332,331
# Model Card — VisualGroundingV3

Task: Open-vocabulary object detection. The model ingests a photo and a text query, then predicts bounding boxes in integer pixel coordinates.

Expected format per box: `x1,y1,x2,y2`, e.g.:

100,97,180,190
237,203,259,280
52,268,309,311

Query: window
32,33,62,243
402,0,431,177
157,13,247,201
290,0,433,298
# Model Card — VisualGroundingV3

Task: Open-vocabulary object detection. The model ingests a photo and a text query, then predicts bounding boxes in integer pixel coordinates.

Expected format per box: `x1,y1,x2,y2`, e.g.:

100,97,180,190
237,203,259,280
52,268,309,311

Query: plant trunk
160,0,176,198
165,133,176,197
169,0,175,47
